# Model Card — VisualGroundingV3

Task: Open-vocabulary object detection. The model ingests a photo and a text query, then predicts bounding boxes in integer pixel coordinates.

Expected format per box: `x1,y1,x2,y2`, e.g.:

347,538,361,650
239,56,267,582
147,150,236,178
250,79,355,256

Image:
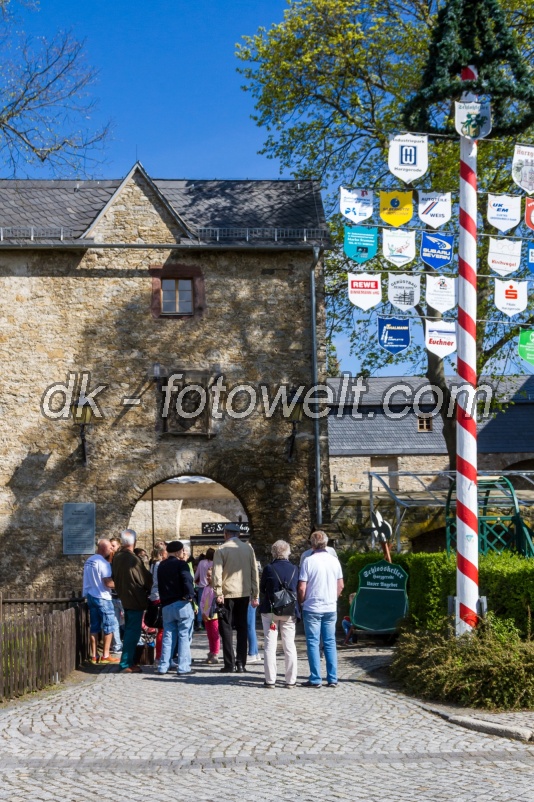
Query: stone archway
127,474,250,551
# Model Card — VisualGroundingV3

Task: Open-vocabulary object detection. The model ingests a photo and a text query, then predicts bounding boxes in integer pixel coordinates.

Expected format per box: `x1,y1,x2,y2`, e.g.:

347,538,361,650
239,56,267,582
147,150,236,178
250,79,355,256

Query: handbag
270,566,297,617
144,600,163,629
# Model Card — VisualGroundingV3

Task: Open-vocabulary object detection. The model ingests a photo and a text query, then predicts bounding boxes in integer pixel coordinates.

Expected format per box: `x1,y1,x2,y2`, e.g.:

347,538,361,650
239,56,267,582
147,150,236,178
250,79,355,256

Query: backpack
270,565,297,617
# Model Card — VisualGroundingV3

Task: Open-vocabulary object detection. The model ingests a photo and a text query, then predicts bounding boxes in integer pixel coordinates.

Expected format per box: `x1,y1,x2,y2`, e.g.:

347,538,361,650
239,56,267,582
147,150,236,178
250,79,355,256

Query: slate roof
152,179,326,230
0,167,328,246
327,375,534,456
0,180,120,238
327,375,534,406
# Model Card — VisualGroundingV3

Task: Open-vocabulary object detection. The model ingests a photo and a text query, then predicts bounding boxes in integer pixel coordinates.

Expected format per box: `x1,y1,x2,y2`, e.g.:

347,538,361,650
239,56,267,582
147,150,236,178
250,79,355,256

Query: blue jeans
247,602,259,656
111,598,123,652
303,610,338,685
158,600,194,674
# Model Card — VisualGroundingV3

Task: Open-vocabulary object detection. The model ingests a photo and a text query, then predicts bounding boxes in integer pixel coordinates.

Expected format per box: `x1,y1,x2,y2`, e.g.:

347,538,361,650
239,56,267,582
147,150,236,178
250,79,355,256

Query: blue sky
20,0,289,179
15,1,366,373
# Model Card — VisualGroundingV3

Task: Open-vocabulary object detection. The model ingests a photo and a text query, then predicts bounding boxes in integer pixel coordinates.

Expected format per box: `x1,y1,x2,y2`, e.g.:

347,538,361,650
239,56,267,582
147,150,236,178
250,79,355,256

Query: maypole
403,0,534,634
456,65,479,632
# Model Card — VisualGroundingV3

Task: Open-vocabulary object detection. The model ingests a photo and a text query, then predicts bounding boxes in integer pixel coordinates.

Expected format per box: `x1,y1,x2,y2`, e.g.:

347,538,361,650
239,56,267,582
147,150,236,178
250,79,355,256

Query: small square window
417,416,433,432
160,278,193,315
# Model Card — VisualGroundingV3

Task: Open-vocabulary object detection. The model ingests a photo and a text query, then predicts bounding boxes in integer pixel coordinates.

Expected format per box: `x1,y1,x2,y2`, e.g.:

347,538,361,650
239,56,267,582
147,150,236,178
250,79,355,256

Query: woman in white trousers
259,540,298,689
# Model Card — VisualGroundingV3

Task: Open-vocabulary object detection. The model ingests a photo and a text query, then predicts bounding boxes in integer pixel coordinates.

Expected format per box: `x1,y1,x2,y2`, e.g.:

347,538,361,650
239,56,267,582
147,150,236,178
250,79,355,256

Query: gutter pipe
310,245,324,526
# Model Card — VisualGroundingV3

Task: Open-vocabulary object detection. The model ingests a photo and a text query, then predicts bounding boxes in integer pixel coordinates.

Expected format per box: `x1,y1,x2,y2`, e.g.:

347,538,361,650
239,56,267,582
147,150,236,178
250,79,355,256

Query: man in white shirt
297,530,344,688
82,539,119,665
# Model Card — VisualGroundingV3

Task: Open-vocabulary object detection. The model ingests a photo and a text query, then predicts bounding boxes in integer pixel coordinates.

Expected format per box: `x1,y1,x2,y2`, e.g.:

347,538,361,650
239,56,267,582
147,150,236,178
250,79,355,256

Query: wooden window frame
417,416,433,432
149,263,206,320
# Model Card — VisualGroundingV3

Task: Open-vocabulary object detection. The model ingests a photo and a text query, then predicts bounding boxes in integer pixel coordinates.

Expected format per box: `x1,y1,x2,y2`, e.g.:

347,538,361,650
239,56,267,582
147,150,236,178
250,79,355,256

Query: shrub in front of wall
390,615,534,710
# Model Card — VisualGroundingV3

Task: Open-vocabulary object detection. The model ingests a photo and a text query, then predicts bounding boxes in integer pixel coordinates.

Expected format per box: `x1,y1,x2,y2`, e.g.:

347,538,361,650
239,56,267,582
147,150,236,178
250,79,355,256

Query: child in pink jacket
200,568,220,664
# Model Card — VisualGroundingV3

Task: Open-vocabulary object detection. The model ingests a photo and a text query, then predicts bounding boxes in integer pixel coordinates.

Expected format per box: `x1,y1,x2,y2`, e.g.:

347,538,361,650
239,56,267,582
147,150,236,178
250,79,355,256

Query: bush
341,550,534,635
390,615,534,710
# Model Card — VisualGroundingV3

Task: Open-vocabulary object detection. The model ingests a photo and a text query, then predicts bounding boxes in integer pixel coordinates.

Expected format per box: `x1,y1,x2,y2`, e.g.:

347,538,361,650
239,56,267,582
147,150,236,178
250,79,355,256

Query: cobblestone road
1,633,534,801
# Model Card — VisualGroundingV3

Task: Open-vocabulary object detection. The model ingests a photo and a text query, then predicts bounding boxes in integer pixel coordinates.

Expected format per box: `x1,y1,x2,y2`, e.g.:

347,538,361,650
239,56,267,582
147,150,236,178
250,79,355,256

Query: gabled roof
80,162,195,240
0,165,329,247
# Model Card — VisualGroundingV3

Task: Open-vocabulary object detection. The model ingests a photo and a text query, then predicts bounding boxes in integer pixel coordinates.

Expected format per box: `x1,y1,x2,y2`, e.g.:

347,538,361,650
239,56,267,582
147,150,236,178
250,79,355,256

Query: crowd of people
81,524,344,688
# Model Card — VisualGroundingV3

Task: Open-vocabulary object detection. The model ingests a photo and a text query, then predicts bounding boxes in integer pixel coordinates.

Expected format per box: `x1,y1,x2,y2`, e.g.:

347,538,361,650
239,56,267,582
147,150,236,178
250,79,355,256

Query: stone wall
0,170,329,594
330,452,533,494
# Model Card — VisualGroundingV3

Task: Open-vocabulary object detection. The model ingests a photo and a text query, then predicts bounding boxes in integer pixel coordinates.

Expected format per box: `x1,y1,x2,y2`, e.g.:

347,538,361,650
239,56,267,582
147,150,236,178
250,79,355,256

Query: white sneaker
248,654,262,663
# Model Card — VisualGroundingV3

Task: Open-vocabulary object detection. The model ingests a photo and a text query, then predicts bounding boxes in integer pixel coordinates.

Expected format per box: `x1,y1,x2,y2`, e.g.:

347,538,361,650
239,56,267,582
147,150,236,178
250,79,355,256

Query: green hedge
341,550,534,635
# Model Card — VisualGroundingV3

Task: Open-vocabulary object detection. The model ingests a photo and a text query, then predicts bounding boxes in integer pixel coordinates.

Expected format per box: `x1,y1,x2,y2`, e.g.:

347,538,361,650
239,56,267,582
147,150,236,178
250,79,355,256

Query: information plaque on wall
63,502,96,555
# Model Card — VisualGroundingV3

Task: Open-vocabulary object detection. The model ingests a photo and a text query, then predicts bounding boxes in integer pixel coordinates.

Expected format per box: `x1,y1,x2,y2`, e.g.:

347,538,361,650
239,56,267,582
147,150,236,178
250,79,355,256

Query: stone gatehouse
0,163,330,594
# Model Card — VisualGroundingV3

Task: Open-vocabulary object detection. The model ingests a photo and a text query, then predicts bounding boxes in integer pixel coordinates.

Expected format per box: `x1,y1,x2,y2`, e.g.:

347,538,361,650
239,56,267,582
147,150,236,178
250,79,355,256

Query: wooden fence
0,608,77,702
0,597,91,701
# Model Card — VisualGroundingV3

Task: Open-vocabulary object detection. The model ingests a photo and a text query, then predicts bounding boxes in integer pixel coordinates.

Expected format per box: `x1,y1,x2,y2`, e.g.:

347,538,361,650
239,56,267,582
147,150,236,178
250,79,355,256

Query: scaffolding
367,470,534,553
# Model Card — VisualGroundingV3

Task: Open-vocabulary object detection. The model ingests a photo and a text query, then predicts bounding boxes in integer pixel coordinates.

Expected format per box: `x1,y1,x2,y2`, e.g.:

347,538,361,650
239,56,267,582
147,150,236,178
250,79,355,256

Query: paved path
1,633,534,801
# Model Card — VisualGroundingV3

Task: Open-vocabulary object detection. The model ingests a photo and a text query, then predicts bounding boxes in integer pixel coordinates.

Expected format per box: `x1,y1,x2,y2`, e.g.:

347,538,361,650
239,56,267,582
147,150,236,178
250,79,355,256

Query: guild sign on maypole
403,0,534,634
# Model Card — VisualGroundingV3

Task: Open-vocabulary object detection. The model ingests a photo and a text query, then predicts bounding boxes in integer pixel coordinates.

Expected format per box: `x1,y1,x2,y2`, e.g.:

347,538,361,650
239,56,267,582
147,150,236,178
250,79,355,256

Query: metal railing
196,227,330,242
0,226,75,240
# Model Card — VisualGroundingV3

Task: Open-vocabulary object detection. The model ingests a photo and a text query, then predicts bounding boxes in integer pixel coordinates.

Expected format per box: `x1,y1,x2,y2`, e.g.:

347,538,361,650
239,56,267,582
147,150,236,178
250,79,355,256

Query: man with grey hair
212,523,260,673
112,528,153,673
298,530,344,688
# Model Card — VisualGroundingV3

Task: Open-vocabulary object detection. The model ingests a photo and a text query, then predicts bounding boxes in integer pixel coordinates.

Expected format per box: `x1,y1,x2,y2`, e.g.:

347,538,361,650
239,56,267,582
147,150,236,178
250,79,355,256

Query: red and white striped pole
456,65,479,634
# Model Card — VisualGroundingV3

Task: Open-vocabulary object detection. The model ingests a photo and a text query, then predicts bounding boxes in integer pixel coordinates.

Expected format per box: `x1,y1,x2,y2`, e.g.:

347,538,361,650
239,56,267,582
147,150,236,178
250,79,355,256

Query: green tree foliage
237,0,534,465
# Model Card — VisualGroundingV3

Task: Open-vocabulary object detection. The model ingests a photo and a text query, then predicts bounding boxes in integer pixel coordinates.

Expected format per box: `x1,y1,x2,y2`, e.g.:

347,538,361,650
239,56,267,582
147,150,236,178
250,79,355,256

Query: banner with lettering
425,320,457,357
388,134,428,182
418,192,451,229
388,273,420,311
344,226,378,264
340,187,373,224
377,315,411,355
348,273,382,310
488,238,522,276
426,275,457,313
383,229,416,266
494,279,528,316
379,191,413,227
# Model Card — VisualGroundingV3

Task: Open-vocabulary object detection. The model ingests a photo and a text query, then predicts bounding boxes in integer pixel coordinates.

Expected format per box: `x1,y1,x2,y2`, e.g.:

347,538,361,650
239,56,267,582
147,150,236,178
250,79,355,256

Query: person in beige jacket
212,523,260,673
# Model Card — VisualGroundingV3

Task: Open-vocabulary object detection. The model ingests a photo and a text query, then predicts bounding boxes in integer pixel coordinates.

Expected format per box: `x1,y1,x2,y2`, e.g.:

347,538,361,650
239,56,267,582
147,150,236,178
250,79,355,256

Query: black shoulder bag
270,565,297,617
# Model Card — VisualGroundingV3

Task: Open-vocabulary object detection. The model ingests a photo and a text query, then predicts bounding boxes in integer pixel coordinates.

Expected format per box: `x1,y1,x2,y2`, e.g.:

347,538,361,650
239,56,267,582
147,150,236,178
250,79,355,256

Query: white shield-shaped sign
512,145,534,194
487,194,521,233
388,273,420,311
426,275,457,313
494,279,528,317
488,238,522,276
388,134,428,183
383,229,416,266
425,320,457,357
455,101,492,139
340,187,373,224
418,192,452,228
348,273,382,311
